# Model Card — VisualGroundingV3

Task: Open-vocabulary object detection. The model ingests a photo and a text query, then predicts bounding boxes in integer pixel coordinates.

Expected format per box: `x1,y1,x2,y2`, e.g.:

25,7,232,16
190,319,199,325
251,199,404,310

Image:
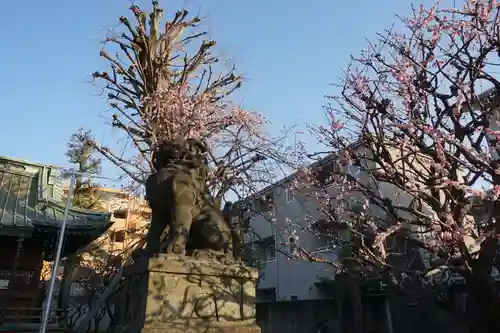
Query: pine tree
65,128,102,209
59,128,104,312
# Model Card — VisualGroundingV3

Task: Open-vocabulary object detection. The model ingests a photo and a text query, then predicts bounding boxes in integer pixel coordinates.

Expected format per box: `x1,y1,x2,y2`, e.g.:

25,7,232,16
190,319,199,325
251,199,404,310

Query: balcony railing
0,270,36,289
310,247,338,284
256,259,277,290
255,247,340,297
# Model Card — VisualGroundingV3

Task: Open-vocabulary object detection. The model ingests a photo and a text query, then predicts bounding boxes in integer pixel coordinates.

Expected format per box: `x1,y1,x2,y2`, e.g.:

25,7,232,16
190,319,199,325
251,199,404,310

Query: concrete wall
255,293,470,333
257,300,337,333
258,249,337,301
387,292,469,333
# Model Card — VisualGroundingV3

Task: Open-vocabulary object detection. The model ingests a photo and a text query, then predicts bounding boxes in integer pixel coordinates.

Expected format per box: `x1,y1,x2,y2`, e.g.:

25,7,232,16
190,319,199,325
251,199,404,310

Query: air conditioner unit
290,294,299,301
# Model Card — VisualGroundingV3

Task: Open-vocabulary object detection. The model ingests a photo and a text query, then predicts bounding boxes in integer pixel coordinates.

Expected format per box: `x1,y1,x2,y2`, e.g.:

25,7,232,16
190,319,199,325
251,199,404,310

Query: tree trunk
347,274,364,333
336,273,364,333
464,271,500,333
335,273,345,333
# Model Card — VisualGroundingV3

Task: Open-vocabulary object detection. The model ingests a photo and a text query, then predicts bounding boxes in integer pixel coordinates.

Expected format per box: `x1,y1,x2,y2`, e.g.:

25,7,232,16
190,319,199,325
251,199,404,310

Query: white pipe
272,207,280,301
384,296,394,333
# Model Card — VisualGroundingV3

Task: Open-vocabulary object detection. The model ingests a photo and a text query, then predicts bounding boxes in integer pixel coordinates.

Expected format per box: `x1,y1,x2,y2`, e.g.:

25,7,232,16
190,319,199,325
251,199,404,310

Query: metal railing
256,258,276,270
0,308,67,325
314,245,337,253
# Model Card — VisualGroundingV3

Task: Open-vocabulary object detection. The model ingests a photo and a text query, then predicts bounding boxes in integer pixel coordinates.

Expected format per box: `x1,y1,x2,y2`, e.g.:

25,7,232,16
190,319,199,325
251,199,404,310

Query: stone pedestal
114,254,261,333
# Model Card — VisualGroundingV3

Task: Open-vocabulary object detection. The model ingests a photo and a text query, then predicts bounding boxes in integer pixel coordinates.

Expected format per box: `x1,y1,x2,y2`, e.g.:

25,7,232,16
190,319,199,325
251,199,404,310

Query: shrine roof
0,156,113,237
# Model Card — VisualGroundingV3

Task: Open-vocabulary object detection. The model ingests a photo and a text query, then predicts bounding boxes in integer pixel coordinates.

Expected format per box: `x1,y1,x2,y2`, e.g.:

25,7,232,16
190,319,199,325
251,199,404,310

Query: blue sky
0,0,447,184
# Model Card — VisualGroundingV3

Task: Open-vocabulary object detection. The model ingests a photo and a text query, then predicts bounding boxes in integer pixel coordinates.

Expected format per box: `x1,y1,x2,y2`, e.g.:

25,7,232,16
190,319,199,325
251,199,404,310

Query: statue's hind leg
186,203,234,263
144,210,169,255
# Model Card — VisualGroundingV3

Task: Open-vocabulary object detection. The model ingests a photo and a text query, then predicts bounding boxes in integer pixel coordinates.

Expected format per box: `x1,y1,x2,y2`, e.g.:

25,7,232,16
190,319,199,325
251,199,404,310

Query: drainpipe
384,295,394,333
335,273,344,333
274,218,280,301
125,197,131,252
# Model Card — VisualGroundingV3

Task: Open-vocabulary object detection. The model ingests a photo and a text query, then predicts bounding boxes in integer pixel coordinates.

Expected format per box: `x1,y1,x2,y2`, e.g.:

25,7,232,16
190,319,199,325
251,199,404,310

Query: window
113,209,128,219
141,211,152,221
348,164,361,178
253,236,276,261
288,235,298,254
350,199,364,214
266,245,276,260
243,244,256,267
264,193,274,203
286,189,294,202
311,218,349,246
255,193,274,212
116,192,128,199
128,221,137,230
112,230,126,243
0,279,9,290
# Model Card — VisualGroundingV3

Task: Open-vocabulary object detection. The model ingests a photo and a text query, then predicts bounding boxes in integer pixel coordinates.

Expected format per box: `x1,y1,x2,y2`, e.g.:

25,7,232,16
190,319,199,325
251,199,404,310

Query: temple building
0,155,112,311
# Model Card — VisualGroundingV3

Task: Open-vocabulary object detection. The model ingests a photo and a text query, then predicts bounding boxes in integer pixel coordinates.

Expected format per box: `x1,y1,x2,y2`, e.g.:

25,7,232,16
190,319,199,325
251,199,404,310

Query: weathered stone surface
114,254,261,333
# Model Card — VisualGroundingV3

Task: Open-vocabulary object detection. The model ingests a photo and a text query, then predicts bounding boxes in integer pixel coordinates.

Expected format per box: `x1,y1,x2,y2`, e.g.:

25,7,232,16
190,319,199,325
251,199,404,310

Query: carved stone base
114,254,261,333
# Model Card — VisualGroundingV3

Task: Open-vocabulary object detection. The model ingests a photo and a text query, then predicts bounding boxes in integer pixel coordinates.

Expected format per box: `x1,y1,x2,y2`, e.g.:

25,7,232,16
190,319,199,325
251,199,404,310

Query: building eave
32,221,114,260
0,155,64,170
241,139,367,203
470,87,499,109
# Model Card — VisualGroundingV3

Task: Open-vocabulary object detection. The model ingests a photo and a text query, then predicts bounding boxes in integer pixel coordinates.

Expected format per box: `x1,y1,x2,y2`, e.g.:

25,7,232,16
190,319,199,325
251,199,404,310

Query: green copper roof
0,156,112,236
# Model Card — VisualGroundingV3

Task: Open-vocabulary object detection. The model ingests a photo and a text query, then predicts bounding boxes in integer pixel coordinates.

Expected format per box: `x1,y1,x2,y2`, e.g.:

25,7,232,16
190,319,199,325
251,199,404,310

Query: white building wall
246,145,442,301
247,183,339,301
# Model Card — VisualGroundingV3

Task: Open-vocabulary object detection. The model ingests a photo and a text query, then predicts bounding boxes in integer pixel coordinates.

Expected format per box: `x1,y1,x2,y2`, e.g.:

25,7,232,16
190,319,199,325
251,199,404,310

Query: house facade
241,144,474,333
242,176,340,333
241,147,394,333
55,186,150,291
44,186,151,282
57,186,151,332
81,186,150,258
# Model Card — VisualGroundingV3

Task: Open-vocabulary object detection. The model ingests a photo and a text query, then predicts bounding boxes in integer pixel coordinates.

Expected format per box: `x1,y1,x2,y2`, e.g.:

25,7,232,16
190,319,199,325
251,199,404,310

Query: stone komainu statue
143,137,236,261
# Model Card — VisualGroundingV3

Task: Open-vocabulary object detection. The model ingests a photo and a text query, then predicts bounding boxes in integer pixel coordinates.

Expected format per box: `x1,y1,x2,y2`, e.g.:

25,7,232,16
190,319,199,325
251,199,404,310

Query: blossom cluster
286,1,500,289
142,85,264,145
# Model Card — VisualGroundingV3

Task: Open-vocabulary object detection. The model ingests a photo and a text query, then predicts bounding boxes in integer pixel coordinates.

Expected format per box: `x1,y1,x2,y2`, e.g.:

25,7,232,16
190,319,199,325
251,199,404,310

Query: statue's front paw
165,243,187,256
190,249,235,264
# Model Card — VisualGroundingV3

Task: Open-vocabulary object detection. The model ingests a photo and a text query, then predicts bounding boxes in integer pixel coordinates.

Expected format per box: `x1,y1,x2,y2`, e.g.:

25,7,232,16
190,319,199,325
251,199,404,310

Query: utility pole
39,169,76,333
